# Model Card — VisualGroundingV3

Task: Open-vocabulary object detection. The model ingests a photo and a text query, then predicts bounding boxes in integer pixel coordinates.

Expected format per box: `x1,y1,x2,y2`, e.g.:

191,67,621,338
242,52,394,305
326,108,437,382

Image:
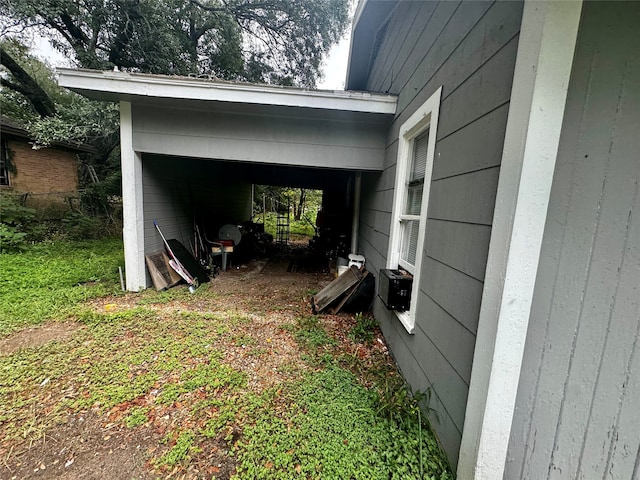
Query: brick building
0,116,94,213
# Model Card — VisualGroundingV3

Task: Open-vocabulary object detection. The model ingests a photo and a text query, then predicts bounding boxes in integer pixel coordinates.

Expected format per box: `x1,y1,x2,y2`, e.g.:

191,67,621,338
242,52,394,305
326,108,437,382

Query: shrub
0,194,43,252
61,211,104,240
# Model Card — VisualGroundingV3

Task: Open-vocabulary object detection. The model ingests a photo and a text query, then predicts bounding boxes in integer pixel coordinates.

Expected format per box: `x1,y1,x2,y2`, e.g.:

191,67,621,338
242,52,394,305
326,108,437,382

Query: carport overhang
58,69,397,290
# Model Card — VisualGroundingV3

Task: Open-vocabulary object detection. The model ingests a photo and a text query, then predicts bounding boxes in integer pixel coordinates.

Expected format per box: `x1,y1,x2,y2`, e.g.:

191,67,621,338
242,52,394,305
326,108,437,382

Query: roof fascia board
58,68,397,115
345,0,398,91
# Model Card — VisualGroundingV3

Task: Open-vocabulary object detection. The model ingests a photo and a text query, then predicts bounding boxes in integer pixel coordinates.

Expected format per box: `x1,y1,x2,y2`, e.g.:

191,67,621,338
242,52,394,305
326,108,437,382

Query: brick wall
4,139,79,195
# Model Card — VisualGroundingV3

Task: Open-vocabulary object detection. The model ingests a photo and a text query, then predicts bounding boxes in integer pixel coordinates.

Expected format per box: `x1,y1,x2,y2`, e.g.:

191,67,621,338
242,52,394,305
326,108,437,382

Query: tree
0,42,56,118
0,0,350,87
0,38,119,176
293,188,306,221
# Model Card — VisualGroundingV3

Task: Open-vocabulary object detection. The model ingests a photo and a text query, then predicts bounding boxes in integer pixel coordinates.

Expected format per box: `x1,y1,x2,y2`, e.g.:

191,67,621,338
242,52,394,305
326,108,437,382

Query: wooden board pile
311,266,372,315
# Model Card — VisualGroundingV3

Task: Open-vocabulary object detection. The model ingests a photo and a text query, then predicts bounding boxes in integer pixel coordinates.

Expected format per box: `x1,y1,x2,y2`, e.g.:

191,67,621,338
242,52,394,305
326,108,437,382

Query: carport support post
120,101,146,291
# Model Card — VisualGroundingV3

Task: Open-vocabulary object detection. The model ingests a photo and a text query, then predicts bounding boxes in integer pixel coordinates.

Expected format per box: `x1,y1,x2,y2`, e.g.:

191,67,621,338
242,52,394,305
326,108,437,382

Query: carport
58,69,397,290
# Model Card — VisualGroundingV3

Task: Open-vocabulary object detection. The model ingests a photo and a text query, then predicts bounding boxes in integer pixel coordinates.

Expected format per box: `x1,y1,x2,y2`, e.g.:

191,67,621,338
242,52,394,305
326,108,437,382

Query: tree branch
0,46,56,117
0,77,31,97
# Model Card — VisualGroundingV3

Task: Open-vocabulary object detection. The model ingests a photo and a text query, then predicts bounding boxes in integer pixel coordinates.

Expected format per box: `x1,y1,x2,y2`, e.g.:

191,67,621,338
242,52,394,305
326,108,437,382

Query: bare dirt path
0,322,81,357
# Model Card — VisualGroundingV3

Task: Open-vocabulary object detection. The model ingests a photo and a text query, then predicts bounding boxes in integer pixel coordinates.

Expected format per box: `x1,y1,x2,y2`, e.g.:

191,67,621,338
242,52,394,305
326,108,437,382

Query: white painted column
457,2,583,478
120,101,146,291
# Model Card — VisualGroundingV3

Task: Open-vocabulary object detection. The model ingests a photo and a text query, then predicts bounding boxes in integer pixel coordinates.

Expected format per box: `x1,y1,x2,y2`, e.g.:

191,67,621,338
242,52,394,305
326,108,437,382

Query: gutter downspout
351,172,362,254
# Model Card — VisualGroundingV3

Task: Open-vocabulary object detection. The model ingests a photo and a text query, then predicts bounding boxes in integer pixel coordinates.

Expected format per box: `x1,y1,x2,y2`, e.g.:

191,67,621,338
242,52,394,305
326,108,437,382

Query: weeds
125,407,149,428
0,196,39,252
348,312,378,343
233,365,452,480
0,240,453,479
0,238,124,335
292,315,336,351
158,431,201,467
266,311,453,479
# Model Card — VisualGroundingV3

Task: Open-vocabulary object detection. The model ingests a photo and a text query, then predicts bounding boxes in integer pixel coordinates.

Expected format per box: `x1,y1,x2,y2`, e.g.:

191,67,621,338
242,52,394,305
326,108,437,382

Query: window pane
400,219,420,267
405,130,429,216
410,130,429,182
405,184,422,215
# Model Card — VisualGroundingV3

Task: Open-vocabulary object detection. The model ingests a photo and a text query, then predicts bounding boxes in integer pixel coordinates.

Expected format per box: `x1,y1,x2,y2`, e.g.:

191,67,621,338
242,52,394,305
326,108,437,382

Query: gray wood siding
132,105,388,171
142,156,193,257
142,155,252,284
505,3,640,479
358,0,523,466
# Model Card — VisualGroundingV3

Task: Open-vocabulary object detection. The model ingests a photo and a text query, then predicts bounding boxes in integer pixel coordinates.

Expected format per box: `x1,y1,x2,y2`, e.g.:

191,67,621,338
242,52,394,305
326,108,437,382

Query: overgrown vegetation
0,192,122,252
348,312,378,343
0,239,452,479
258,211,316,238
0,238,124,334
235,365,451,479
0,194,41,252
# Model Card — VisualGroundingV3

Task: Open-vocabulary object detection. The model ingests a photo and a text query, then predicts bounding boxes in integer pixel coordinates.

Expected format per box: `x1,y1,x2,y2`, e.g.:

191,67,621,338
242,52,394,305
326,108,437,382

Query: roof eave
58,68,397,115
345,0,398,91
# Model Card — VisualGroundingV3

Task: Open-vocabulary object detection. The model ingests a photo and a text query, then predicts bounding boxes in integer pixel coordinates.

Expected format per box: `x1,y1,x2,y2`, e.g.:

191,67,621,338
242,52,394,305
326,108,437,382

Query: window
387,87,442,334
0,139,10,186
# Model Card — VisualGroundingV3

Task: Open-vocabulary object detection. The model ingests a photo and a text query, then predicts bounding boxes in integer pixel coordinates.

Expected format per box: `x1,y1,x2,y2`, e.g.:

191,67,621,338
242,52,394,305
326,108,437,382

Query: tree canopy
0,38,119,152
0,0,350,87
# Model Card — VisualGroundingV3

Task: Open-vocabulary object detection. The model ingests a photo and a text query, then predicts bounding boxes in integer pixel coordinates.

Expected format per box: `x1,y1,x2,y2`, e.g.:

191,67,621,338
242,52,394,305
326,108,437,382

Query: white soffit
57,68,397,115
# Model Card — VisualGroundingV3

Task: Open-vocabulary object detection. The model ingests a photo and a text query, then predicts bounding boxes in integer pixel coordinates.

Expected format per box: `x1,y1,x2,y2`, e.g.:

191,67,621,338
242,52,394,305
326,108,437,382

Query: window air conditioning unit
378,269,413,311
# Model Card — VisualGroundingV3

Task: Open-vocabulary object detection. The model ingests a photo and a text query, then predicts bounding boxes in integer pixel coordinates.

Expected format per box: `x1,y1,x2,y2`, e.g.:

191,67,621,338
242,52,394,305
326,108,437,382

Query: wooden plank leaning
311,265,364,314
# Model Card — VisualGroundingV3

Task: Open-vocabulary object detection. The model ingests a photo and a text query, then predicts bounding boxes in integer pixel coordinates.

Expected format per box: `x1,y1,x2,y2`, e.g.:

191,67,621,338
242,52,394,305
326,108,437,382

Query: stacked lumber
311,266,373,314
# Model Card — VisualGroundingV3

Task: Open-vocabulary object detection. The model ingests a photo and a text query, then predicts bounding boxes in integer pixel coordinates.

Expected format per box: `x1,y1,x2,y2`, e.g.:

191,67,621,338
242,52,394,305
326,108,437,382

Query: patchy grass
292,315,337,351
0,238,124,335
0,240,453,479
348,312,378,343
258,211,316,238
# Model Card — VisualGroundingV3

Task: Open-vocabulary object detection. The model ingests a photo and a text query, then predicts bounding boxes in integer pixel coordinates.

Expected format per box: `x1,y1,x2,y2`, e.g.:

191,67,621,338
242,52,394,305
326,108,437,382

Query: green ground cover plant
234,364,452,480
0,238,124,335
256,211,316,238
0,239,453,479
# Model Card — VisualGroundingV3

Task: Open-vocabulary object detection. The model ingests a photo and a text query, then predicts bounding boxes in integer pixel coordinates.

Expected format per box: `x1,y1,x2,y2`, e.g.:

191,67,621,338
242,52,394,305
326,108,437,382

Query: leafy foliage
348,312,378,343
159,431,201,467
253,186,322,239
0,37,120,193
1,0,350,87
0,38,119,149
26,95,119,153
0,194,42,252
257,212,316,239
0,39,59,120
234,365,453,480
292,315,337,351
0,238,124,334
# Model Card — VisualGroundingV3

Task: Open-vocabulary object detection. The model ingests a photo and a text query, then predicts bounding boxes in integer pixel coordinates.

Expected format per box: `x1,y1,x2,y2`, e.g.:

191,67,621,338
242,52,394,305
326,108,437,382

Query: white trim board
58,68,397,115
457,1,584,478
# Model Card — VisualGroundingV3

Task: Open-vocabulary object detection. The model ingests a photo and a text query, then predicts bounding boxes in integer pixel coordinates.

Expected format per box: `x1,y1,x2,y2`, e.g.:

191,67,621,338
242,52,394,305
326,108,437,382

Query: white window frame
387,86,442,334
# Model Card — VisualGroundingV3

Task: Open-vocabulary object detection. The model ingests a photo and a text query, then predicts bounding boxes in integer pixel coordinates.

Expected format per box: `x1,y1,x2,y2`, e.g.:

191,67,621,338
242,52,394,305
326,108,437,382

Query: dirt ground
0,323,81,357
1,244,387,480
